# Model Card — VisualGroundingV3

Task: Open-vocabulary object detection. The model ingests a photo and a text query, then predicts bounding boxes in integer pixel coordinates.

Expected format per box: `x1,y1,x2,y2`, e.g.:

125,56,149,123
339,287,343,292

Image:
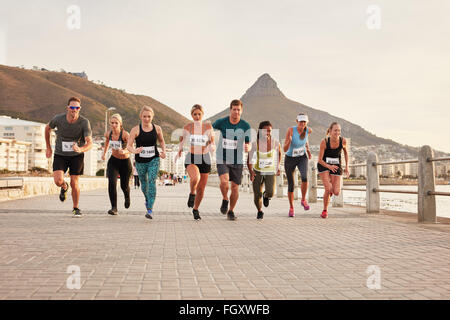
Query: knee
54,177,64,186
70,179,79,189
220,180,229,189
324,185,332,194
231,184,239,193
265,187,274,198
333,189,341,196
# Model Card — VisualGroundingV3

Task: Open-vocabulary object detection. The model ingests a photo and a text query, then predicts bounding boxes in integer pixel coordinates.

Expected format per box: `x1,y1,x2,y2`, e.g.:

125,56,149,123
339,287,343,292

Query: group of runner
44,97,349,220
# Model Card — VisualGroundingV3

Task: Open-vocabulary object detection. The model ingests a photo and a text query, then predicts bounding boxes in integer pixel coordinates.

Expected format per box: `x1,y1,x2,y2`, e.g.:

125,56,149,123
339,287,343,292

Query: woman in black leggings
101,114,132,215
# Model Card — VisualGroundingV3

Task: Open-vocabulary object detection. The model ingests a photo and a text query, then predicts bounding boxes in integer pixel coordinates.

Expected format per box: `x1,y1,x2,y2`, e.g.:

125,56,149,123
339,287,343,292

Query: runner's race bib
326,157,339,165
259,158,274,168
292,147,305,157
109,140,122,150
189,135,208,146
222,138,237,150
62,141,75,152
140,146,156,158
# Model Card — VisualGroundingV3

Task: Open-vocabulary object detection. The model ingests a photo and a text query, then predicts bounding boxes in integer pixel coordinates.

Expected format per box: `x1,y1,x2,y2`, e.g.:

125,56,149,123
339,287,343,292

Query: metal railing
239,145,449,224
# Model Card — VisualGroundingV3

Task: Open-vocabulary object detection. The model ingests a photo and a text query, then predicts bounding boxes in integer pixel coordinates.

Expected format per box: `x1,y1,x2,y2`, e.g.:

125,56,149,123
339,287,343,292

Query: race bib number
109,140,122,150
189,135,207,146
326,157,339,165
140,146,156,158
222,139,237,150
62,141,75,152
259,159,274,168
292,147,305,157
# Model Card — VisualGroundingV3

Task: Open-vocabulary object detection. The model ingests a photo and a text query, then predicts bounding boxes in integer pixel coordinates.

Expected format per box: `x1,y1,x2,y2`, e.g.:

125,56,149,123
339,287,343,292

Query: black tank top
109,130,124,145
135,124,159,163
322,137,343,166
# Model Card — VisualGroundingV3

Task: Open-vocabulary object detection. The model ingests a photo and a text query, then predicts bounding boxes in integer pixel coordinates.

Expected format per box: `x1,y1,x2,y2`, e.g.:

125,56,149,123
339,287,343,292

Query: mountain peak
241,73,286,101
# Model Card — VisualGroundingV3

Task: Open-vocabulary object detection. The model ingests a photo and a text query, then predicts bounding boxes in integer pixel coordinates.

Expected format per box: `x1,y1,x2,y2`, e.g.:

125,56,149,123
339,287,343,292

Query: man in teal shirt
212,99,252,221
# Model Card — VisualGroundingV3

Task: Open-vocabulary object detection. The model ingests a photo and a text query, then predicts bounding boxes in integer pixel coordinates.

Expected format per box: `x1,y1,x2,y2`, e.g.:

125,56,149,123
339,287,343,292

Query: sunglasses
69,106,81,110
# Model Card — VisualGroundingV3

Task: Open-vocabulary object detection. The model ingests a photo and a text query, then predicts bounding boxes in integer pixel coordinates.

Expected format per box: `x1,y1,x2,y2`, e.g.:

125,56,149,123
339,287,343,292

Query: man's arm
45,124,53,158
74,136,93,153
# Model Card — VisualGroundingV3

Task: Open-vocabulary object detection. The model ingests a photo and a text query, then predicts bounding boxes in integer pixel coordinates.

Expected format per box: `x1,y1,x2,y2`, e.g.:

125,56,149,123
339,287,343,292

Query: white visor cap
297,115,309,122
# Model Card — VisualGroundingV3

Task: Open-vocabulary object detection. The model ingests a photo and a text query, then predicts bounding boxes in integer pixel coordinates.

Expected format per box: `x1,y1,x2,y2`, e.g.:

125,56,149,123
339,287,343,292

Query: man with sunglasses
45,97,93,217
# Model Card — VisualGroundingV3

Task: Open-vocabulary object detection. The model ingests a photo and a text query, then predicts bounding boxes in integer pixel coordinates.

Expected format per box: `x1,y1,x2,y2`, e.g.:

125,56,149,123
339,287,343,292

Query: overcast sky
1,0,449,152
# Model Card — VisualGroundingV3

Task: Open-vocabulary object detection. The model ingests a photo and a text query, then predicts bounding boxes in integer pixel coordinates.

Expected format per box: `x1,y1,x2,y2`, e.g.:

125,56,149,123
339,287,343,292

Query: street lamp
104,107,116,177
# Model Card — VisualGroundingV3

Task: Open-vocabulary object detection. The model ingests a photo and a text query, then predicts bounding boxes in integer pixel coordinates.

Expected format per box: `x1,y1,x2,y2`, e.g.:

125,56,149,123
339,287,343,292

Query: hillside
0,65,189,141
208,74,448,158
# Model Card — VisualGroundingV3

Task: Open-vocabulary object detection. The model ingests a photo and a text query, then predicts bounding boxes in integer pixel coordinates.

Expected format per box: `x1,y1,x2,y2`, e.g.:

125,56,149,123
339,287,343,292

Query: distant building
381,160,395,177
0,116,54,170
159,144,186,176
0,138,30,172
84,142,101,176
69,71,88,80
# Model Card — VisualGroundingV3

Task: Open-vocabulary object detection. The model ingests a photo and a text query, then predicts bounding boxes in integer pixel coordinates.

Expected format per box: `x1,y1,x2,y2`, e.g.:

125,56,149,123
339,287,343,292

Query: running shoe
187,193,196,208
288,208,294,217
220,199,229,214
124,196,130,209
257,211,264,219
59,182,69,202
321,210,328,219
263,193,270,208
301,200,310,211
108,208,118,215
193,209,201,221
72,208,82,218
227,210,237,221
145,208,153,219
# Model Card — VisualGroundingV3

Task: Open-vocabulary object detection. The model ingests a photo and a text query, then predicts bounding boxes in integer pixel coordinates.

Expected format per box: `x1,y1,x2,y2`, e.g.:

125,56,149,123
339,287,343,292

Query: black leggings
107,156,132,209
284,155,308,192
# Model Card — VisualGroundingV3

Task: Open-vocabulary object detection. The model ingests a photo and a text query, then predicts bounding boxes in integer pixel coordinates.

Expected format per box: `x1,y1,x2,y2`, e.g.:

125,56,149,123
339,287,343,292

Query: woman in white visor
283,113,312,217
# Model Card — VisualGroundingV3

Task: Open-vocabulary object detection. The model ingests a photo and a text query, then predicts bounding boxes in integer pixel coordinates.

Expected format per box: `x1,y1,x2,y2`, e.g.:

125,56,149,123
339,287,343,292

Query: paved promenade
0,182,449,300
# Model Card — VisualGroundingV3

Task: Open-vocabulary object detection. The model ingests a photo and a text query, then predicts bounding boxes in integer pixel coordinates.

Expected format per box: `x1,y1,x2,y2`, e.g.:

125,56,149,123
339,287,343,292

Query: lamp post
104,107,116,177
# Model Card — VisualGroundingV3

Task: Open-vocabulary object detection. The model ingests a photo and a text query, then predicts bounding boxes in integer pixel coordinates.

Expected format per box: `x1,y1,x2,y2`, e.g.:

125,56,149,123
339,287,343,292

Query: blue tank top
286,126,308,157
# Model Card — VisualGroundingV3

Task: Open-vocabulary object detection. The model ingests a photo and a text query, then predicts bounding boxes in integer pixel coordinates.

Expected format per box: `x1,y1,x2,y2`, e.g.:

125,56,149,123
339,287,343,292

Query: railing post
332,178,344,207
366,152,380,213
308,162,317,203
293,171,299,200
418,145,436,223
276,173,284,198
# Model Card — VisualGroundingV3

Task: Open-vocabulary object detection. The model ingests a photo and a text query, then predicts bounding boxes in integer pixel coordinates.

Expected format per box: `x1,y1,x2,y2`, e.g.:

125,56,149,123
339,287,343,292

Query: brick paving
0,182,449,300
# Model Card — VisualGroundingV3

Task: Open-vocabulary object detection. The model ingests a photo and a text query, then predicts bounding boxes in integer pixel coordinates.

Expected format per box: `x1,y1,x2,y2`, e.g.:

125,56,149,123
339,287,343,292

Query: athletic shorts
317,163,342,176
217,164,244,185
53,153,84,176
184,153,211,174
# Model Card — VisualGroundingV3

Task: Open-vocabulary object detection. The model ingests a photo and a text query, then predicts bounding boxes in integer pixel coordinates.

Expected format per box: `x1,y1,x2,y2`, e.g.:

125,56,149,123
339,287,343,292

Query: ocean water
283,185,450,218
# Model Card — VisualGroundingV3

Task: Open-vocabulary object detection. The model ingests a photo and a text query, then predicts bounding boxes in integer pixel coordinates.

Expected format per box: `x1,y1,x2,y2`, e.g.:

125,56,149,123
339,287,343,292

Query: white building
0,116,54,170
0,139,30,172
84,142,101,176
159,144,186,176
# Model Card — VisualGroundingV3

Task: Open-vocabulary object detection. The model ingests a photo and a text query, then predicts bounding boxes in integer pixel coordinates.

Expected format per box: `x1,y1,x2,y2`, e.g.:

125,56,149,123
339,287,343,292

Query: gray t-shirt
49,113,92,156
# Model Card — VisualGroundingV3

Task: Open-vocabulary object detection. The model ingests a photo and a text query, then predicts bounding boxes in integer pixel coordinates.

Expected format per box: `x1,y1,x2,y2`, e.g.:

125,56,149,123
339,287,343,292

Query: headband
297,115,308,122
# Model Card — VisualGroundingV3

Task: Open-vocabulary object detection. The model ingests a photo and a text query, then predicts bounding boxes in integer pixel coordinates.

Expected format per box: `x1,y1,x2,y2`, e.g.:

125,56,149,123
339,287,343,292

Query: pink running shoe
301,200,310,211
289,208,294,217
321,210,328,219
